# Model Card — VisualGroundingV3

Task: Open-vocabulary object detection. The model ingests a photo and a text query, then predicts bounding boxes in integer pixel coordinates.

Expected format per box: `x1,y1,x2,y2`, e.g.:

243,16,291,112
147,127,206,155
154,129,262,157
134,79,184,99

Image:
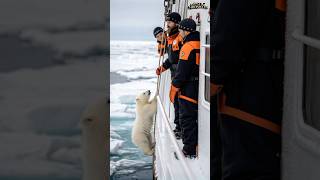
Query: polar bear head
136,90,151,105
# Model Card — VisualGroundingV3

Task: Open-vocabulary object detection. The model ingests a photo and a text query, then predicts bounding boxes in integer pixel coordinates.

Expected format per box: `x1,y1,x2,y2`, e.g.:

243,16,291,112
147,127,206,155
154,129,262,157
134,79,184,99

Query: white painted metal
292,29,320,50
283,0,320,179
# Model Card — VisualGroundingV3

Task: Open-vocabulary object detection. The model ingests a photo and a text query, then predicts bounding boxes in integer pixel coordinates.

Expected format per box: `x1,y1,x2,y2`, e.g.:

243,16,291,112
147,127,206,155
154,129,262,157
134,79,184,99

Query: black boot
173,128,182,140
182,145,197,159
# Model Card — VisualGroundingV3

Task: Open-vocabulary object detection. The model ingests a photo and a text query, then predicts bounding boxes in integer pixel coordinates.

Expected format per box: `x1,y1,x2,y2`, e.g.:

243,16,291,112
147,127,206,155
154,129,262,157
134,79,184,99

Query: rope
156,27,167,95
154,8,168,135
153,7,168,180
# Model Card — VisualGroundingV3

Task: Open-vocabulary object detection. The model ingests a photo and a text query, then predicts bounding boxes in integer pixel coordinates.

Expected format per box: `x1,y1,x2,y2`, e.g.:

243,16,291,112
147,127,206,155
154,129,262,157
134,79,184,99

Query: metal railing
292,29,320,50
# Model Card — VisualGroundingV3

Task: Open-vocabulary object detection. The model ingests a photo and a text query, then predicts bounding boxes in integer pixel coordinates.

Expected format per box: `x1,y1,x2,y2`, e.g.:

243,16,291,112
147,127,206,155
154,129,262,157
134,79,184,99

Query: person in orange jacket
155,12,184,139
169,18,200,158
153,27,166,56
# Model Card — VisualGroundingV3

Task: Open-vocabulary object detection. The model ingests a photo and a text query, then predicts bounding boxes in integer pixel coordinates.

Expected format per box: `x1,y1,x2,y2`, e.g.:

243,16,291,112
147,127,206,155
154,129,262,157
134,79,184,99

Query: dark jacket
212,0,285,121
162,27,183,77
172,31,200,101
212,0,285,84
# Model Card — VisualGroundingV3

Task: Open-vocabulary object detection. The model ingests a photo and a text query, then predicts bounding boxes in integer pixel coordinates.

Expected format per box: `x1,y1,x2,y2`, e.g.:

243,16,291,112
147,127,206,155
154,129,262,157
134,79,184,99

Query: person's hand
169,84,179,103
156,66,166,75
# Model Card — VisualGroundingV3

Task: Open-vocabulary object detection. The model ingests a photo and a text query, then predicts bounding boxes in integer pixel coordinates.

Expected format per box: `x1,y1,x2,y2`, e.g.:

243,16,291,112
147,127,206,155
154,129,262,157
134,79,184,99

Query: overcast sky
110,0,164,41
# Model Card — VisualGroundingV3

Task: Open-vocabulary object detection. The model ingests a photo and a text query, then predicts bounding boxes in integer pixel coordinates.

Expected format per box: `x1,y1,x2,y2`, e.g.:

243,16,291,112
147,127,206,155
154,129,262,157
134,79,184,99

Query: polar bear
132,90,157,156
80,97,108,180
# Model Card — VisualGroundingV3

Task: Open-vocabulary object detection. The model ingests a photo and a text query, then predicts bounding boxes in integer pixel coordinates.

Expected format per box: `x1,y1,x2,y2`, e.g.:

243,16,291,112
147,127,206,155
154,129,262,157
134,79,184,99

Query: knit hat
178,18,196,32
165,12,181,23
153,27,163,38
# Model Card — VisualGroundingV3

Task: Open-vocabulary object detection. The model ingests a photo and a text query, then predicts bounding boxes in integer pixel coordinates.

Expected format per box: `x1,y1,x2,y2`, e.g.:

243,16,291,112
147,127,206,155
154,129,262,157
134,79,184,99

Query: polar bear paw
144,148,154,156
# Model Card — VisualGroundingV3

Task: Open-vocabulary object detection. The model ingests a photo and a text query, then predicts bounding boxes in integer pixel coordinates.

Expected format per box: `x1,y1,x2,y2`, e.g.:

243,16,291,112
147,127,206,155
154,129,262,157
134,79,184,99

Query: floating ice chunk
0,133,81,177
116,169,136,175
50,147,81,164
110,129,122,139
110,159,150,175
110,139,125,155
117,70,156,81
110,41,159,73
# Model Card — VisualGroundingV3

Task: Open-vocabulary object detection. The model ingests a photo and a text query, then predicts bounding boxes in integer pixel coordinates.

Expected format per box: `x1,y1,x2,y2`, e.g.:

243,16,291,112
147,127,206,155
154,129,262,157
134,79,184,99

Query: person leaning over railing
155,12,184,140
153,27,167,56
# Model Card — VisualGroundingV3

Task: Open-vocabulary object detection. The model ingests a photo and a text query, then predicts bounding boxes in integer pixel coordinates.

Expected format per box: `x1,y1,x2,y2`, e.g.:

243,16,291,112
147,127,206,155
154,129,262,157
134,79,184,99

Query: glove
156,66,166,75
211,83,223,96
169,84,179,103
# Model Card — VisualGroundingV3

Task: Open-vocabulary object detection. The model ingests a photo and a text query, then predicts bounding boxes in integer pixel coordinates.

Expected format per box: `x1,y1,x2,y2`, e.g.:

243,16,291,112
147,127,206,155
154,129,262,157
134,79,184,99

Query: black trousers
173,95,180,131
178,98,198,153
212,60,283,180
211,95,222,179
171,73,180,131
220,115,280,180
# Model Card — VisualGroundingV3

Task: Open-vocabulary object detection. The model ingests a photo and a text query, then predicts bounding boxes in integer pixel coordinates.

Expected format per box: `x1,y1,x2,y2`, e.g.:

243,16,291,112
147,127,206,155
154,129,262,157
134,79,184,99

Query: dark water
0,35,63,73
110,169,153,180
110,117,151,160
110,72,129,84
110,117,153,179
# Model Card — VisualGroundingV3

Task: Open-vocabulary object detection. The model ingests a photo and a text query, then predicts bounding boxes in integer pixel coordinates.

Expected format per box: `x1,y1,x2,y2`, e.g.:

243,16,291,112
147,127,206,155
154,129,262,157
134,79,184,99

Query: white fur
80,97,108,180
132,90,157,156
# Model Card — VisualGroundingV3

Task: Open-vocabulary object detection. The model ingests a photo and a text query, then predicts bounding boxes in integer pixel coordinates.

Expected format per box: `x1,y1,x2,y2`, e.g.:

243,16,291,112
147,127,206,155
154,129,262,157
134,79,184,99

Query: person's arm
156,58,170,75
212,0,270,85
162,58,172,70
